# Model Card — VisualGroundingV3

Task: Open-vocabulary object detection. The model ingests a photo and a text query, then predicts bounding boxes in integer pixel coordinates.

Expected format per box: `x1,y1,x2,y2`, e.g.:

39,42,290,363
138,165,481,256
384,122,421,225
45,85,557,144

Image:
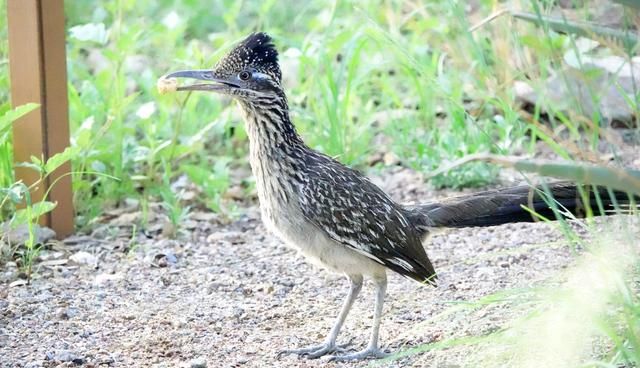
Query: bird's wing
298,153,436,284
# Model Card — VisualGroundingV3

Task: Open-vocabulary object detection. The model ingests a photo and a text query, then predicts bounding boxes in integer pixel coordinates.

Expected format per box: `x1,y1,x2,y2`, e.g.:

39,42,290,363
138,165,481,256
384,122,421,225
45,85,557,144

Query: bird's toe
278,339,354,359
328,346,389,361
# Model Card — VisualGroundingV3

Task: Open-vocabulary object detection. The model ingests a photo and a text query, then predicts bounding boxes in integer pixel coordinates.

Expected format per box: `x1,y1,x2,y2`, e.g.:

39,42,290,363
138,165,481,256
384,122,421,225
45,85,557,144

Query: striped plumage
242,91,437,281
164,32,638,361
207,34,437,286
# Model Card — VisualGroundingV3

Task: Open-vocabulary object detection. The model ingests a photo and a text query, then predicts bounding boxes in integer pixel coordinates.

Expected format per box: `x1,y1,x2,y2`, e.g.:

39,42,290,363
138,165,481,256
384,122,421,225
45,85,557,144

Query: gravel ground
0,167,630,368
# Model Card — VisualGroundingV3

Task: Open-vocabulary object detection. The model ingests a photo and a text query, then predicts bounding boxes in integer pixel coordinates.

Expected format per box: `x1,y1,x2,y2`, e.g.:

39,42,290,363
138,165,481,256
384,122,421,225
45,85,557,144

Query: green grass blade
505,159,640,195
427,154,640,194
612,0,640,10
511,11,639,50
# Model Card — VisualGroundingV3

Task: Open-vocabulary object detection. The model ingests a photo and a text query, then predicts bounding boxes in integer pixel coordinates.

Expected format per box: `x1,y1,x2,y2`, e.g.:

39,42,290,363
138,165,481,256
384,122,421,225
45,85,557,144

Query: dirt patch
0,168,625,367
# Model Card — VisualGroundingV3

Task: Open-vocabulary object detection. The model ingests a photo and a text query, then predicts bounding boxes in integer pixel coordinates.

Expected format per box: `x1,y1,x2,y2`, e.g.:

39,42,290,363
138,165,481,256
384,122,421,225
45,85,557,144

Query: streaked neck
238,93,304,154
237,93,306,204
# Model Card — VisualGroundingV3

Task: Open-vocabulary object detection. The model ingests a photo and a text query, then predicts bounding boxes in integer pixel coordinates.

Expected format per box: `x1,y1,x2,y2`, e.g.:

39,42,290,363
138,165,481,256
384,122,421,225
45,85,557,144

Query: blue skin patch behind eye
252,71,271,80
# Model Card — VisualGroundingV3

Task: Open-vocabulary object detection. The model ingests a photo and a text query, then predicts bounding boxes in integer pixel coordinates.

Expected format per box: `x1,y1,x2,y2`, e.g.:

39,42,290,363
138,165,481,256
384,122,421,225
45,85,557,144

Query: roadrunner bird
163,33,636,360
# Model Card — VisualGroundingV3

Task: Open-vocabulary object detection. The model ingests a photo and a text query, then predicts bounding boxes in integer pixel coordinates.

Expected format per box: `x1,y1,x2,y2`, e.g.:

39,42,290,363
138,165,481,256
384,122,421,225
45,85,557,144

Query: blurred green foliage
0,0,635,225
0,0,541,226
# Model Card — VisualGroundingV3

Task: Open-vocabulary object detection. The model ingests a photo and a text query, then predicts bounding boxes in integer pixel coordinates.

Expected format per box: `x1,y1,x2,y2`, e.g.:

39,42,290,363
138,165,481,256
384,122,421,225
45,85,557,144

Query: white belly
260,202,385,277
246,135,385,277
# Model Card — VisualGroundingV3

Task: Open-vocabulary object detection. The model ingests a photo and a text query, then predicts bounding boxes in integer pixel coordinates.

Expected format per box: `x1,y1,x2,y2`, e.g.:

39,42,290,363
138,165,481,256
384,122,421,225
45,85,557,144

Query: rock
366,151,384,166
224,185,245,200
475,267,494,280
206,231,245,245
190,211,219,222
383,152,400,166
515,56,640,125
0,262,18,282
554,0,630,29
235,357,250,365
152,251,178,268
1,223,56,246
46,350,84,364
69,251,97,266
24,361,46,368
57,307,79,320
189,357,207,368
181,220,199,230
94,272,123,285
111,211,144,226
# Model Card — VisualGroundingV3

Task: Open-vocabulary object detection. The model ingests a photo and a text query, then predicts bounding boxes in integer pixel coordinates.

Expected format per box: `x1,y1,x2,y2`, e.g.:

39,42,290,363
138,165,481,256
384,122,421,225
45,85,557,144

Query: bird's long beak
163,69,240,92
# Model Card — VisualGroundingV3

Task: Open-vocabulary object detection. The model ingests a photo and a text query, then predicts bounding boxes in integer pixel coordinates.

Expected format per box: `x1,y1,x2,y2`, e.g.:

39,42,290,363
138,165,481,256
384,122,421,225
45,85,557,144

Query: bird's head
163,32,282,100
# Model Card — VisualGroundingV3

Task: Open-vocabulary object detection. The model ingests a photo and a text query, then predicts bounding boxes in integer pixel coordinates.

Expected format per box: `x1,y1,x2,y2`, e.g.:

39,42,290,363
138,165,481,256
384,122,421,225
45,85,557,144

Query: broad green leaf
30,155,43,166
183,164,209,185
0,182,29,204
0,103,40,136
11,201,57,229
44,146,80,174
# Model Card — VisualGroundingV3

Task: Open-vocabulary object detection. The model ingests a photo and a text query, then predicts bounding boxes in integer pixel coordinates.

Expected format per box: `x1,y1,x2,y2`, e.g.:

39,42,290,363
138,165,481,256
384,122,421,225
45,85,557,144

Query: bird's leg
278,274,363,359
330,274,390,361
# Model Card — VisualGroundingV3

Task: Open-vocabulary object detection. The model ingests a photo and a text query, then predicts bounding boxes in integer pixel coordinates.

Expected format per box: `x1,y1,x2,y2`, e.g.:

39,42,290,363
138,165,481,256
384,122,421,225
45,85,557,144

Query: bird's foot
277,339,353,359
328,345,389,361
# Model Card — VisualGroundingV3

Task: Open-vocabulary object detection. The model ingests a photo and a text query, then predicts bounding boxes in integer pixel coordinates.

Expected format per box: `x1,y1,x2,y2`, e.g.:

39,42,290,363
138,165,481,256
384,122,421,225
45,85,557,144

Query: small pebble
190,357,207,368
46,349,84,364
153,251,178,268
57,307,79,320
25,361,45,368
69,251,97,266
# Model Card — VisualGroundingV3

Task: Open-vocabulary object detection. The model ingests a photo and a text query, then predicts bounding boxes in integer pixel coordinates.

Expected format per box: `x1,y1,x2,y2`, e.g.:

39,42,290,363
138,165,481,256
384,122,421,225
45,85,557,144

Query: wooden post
7,0,74,238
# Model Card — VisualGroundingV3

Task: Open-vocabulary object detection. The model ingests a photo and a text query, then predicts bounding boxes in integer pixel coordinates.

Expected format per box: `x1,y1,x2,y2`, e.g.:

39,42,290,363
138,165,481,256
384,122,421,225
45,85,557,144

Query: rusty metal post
7,0,74,238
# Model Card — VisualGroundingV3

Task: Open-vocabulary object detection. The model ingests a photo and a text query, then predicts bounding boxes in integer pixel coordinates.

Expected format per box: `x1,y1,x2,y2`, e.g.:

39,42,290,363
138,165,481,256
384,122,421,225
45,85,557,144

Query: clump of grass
0,104,84,277
474,221,638,368
152,173,189,239
381,216,639,368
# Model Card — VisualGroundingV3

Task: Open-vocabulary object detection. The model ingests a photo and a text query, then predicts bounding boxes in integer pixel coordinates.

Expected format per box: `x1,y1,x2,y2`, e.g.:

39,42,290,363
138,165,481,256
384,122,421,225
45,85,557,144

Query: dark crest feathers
214,32,281,82
239,32,278,65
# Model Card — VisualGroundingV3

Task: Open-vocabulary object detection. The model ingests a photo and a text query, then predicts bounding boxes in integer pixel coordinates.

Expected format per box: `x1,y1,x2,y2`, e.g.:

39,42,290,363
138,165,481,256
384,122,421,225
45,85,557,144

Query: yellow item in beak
157,77,178,94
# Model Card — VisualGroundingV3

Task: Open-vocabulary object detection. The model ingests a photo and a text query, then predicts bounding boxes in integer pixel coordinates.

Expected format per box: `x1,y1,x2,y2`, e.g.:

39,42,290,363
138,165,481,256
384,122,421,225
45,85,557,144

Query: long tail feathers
407,182,639,232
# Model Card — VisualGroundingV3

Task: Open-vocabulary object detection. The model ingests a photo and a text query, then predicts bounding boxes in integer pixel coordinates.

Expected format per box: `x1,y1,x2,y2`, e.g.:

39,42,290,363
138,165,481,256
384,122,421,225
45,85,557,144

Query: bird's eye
238,71,251,81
